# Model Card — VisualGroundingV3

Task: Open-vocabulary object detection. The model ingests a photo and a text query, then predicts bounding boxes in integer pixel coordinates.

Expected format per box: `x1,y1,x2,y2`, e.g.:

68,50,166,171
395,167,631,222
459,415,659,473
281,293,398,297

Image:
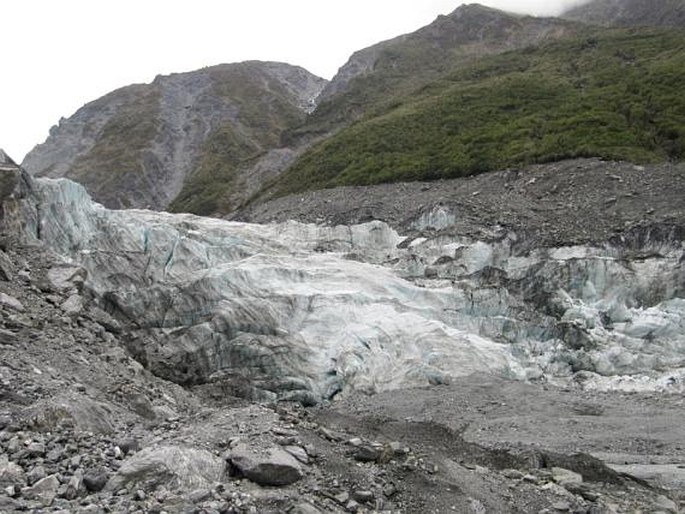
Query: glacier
6,175,685,402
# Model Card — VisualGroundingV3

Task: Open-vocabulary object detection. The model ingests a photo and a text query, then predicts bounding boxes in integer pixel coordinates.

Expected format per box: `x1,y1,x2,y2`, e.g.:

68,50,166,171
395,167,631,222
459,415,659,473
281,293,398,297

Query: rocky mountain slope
2,148,685,512
22,62,326,214
563,0,685,28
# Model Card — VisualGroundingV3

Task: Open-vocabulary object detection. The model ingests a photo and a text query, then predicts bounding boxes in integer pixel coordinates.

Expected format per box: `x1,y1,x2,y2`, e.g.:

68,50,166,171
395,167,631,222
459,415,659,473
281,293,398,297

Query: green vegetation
168,124,260,215
273,29,685,196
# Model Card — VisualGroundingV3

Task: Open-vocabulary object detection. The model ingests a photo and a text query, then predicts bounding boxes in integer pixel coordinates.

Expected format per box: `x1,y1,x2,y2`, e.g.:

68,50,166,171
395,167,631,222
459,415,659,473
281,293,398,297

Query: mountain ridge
563,0,685,28
23,61,326,213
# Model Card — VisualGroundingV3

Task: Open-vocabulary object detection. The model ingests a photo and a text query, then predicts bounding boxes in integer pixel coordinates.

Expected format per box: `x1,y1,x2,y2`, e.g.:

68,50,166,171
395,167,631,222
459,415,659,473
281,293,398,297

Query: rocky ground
237,158,685,248
1,157,684,513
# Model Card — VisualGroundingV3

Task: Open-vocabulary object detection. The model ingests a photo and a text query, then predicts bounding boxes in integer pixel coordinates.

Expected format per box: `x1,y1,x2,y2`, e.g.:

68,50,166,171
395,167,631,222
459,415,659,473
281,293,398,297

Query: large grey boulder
26,393,118,434
227,444,303,486
106,446,225,492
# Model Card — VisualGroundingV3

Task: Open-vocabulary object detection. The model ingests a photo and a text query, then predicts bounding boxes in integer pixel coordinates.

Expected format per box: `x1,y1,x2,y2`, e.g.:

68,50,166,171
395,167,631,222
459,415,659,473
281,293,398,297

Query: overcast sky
2,0,587,161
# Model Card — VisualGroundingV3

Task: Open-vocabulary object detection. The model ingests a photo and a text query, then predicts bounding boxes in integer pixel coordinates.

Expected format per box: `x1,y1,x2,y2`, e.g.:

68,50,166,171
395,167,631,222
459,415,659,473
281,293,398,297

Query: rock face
22,62,327,214
4,169,684,402
563,0,685,27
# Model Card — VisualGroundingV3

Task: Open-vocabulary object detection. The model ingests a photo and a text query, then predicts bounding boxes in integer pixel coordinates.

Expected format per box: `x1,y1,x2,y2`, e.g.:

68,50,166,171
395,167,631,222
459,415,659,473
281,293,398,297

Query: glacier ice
10,177,685,401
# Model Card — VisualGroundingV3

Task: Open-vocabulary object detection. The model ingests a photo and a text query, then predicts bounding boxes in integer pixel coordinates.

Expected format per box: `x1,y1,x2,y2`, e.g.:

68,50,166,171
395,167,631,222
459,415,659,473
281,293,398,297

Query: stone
83,470,108,492
227,444,303,486
61,294,83,315
47,265,87,292
551,501,572,512
0,456,25,486
388,441,407,455
284,445,309,464
383,483,398,498
333,492,350,504
352,490,374,503
188,488,212,503
26,465,47,485
0,292,23,311
26,442,46,457
0,155,21,202
653,495,678,513
64,470,84,500
46,447,65,463
23,474,60,506
319,427,344,442
345,499,360,512
551,467,583,487
0,250,14,281
107,446,225,492
502,469,524,479
0,495,21,512
354,445,380,462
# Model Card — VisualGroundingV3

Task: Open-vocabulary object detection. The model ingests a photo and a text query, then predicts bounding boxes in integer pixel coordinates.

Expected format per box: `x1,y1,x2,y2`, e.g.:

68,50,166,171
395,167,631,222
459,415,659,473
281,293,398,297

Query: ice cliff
3,171,684,402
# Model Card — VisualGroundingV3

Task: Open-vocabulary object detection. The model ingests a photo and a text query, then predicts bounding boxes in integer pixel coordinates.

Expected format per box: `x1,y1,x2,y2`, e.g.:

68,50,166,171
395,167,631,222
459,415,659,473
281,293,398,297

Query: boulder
23,474,60,506
83,469,108,492
48,265,87,292
227,444,303,486
0,292,23,311
106,446,225,492
0,456,25,486
551,467,583,487
61,293,83,315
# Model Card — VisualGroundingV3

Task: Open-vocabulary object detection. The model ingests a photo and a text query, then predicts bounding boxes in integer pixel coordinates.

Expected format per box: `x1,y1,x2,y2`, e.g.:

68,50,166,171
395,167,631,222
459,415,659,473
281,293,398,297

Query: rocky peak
21,62,327,213
317,4,576,108
448,2,518,19
0,149,18,169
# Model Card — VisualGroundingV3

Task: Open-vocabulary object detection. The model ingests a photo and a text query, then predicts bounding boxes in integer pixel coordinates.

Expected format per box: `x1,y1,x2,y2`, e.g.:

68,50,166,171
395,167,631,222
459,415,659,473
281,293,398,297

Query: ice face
16,177,685,401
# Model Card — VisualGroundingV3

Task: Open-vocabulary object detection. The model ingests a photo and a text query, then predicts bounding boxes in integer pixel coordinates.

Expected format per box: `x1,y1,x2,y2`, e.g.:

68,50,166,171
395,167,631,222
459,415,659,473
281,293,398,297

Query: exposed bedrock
4,174,684,402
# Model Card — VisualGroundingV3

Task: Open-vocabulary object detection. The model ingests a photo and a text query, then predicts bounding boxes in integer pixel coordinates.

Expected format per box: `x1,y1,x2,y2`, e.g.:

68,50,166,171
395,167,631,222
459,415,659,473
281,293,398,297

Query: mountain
22,62,326,214
291,4,580,140
268,27,685,196
23,5,580,217
563,0,685,28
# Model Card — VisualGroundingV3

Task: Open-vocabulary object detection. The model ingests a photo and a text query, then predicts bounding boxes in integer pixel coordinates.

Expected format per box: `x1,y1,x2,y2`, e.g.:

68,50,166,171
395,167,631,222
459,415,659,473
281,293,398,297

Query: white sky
2,0,586,162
